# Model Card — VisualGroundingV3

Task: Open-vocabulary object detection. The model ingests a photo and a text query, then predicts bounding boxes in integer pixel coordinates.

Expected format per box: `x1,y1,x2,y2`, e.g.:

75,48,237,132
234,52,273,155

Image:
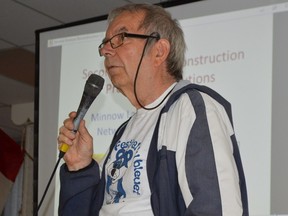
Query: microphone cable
34,151,64,216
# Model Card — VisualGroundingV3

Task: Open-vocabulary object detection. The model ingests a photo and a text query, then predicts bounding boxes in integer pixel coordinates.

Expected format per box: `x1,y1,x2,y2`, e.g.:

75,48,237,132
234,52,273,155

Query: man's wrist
66,159,94,172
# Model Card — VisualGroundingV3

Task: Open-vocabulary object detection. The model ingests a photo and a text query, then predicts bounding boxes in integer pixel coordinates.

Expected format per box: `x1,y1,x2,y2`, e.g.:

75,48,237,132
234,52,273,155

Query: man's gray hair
108,4,186,81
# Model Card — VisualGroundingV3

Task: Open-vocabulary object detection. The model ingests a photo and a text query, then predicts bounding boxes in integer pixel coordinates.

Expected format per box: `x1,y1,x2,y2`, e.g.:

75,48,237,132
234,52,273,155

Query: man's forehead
107,11,144,34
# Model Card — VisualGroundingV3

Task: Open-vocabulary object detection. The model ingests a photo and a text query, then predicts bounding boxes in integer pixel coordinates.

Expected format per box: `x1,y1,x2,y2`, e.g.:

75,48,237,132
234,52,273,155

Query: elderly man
58,4,248,216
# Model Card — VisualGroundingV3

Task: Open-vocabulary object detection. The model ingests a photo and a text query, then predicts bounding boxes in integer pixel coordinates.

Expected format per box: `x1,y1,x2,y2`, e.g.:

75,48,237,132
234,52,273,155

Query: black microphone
37,74,105,215
59,74,105,158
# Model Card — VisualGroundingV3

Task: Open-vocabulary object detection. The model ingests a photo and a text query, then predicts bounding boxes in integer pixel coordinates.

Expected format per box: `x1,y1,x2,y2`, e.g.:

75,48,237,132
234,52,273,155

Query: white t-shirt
99,84,176,216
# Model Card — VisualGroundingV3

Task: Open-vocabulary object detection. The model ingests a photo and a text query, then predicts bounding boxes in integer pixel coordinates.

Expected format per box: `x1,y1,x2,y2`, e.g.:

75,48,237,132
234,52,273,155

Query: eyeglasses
98,32,160,56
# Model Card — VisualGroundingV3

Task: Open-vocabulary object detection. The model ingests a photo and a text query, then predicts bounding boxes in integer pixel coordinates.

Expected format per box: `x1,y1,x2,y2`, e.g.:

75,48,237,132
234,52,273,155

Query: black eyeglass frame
98,32,160,56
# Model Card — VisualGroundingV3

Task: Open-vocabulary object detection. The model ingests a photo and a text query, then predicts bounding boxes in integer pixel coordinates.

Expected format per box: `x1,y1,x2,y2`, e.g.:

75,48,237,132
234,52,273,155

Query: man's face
101,11,154,97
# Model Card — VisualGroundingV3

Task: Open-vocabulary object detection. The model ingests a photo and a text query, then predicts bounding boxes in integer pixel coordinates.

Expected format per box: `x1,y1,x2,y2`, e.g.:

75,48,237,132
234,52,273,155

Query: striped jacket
59,80,249,216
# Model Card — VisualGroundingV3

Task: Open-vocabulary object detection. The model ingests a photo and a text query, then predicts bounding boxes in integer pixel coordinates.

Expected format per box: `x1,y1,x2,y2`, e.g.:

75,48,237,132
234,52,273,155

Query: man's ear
154,39,170,66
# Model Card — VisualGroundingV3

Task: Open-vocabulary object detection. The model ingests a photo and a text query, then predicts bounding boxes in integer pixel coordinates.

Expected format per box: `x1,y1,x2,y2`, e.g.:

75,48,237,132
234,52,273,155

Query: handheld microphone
59,74,105,158
37,74,104,215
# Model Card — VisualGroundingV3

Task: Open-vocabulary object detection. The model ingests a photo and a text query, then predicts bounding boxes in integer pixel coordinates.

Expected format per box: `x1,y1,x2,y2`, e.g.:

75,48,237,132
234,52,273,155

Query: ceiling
0,0,185,143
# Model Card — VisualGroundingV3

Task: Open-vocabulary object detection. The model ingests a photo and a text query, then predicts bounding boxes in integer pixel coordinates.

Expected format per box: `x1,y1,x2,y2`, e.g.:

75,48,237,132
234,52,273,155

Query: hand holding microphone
57,74,104,171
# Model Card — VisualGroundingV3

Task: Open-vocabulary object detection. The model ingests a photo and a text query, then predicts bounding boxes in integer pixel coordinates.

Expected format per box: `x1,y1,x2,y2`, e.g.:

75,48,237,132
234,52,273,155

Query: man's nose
100,42,116,57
